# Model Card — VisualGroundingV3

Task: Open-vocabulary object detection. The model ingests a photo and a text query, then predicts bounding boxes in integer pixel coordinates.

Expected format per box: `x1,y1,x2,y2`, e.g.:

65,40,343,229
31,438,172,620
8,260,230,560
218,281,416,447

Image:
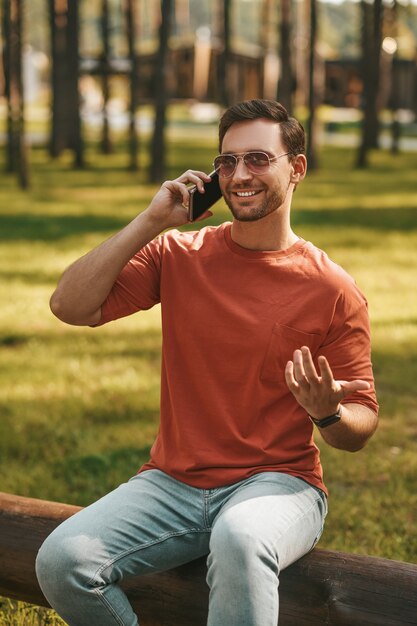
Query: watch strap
309,406,342,429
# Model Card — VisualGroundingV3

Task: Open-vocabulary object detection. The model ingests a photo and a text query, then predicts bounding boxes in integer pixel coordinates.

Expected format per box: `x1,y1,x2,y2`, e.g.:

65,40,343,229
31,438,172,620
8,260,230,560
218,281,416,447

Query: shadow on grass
371,345,417,403
52,446,153,505
1,205,417,243
0,333,30,347
0,213,128,242
292,206,417,232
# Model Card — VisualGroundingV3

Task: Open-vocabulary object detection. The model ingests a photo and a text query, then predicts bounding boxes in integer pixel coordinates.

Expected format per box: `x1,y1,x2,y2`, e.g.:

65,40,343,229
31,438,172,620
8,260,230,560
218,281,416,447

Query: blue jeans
36,470,327,626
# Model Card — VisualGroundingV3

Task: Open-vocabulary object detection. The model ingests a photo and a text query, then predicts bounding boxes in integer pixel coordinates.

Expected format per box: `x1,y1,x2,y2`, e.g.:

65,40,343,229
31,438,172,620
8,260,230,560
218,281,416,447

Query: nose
232,156,253,182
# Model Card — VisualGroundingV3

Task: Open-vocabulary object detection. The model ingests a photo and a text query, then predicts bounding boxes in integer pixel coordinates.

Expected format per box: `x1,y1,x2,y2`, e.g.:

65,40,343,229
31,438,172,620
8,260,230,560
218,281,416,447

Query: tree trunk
3,0,29,188
0,15,5,99
149,0,172,183
48,0,63,158
2,0,14,173
278,0,293,114
218,0,231,107
101,0,112,155
306,0,318,170
49,0,83,167
357,0,383,168
125,0,140,171
389,1,400,154
67,0,83,167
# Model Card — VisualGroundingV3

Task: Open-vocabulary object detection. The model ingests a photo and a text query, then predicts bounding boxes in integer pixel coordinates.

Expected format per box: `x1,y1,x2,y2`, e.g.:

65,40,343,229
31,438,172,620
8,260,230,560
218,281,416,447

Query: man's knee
36,526,105,596
36,529,75,589
207,513,280,608
209,513,277,571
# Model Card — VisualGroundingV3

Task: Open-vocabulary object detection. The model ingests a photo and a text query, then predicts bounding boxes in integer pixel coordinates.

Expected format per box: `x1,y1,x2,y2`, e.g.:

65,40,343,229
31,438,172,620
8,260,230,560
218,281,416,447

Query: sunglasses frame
213,151,290,178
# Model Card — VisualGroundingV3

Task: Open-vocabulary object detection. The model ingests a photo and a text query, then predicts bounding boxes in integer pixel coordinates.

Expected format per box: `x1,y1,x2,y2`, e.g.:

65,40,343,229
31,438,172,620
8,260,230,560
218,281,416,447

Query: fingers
285,347,315,392
291,349,310,392
299,349,335,389
285,346,371,418
299,349,369,393
284,359,298,391
317,354,334,385
164,170,212,208
176,170,212,194
317,355,370,395
161,181,190,209
291,346,320,387
300,346,319,382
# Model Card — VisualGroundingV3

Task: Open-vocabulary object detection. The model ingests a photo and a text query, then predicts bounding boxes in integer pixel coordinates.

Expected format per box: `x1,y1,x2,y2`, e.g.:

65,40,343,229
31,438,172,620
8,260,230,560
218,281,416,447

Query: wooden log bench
0,491,416,625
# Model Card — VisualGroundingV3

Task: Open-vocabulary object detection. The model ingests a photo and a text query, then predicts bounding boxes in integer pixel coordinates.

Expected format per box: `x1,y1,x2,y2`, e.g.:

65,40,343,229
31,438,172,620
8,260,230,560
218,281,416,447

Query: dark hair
218,99,305,157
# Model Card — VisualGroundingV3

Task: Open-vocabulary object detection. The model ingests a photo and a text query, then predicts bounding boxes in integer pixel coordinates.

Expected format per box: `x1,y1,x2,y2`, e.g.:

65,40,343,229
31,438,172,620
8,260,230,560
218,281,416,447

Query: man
36,99,378,626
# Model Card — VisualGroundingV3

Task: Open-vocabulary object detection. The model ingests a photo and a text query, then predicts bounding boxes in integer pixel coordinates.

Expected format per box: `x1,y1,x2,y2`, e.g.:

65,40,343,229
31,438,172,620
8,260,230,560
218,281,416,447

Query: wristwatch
309,406,342,429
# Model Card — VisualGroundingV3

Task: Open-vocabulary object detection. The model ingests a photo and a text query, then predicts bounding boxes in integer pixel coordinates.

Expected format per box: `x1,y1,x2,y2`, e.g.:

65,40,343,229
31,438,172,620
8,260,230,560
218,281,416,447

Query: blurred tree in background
357,0,383,168
1,0,417,186
2,0,29,187
48,0,83,165
149,0,172,182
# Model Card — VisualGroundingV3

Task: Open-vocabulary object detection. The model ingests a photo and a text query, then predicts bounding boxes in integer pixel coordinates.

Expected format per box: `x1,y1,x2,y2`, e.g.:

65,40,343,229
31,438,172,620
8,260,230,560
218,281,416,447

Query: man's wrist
309,405,343,429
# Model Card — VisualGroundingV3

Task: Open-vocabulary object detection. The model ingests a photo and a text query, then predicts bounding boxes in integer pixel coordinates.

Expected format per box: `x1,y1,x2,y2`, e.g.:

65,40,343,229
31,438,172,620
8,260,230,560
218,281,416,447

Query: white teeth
236,191,257,197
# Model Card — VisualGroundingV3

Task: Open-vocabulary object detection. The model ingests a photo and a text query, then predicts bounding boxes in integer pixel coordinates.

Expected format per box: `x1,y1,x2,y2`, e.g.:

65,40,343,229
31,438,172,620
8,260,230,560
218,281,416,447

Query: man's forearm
50,211,163,326
316,403,378,452
50,170,213,326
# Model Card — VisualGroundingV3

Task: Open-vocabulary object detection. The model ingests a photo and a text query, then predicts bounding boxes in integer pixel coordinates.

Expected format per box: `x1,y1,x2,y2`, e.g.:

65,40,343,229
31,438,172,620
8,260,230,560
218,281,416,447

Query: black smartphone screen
188,171,222,221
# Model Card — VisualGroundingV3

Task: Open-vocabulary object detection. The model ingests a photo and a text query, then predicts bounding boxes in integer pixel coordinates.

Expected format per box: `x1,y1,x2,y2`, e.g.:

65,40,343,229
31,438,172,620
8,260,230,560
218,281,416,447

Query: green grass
0,599,65,626
1,138,417,623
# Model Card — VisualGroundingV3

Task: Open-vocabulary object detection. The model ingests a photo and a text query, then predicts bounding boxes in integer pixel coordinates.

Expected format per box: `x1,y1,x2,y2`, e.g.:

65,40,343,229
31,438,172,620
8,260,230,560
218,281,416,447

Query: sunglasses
213,151,290,178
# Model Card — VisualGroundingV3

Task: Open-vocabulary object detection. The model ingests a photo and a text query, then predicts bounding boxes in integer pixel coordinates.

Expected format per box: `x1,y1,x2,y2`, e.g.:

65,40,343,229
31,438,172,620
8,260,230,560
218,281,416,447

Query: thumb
195,210,213,222
339,379,370,395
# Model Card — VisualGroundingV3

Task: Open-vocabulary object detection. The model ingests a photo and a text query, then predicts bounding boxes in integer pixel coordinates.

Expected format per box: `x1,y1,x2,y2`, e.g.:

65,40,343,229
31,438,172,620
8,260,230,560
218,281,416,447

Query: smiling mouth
234,190,262,198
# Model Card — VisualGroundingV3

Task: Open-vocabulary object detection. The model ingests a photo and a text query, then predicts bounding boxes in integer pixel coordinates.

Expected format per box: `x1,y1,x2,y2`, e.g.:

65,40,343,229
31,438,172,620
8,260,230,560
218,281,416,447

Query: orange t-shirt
98,223,378,495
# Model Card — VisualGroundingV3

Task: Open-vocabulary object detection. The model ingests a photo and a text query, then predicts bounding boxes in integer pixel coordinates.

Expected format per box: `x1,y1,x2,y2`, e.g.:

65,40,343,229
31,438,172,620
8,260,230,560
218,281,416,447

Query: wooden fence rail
0,491,416,625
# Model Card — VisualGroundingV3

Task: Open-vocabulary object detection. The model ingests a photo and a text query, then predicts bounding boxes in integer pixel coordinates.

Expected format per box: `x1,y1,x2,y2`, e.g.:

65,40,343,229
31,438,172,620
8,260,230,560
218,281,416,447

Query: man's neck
230,212,298,252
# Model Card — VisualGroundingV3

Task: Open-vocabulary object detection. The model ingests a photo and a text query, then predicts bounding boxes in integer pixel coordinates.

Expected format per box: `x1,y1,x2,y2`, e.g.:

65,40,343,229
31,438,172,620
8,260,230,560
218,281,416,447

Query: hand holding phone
188,171,222,222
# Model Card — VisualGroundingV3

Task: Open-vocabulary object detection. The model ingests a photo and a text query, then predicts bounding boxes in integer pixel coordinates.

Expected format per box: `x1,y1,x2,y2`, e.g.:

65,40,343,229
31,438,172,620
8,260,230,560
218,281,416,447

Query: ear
290,154,307,186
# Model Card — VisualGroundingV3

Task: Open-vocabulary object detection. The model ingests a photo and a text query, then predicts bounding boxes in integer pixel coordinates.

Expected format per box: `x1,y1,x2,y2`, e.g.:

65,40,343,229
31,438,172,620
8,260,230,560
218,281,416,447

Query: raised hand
146,170,213,229
285,346,370,420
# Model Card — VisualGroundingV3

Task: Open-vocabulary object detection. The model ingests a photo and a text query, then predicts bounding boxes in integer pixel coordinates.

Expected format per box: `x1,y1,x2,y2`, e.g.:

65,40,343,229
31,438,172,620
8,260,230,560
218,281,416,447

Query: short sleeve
96,237,163,325
319,291,379,415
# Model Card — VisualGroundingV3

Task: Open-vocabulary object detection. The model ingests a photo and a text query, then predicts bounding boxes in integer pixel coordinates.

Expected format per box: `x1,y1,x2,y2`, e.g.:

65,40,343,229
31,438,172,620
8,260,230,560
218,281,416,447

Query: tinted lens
214,155,236,177
244,152,270,173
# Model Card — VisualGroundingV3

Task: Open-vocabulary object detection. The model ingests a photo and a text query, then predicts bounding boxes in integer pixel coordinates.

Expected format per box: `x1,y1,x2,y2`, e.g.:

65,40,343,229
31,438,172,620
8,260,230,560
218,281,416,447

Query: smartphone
188,170,222,221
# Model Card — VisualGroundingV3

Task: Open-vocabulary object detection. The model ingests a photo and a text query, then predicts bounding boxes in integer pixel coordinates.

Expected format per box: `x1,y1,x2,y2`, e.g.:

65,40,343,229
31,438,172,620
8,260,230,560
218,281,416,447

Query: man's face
219,119,293,222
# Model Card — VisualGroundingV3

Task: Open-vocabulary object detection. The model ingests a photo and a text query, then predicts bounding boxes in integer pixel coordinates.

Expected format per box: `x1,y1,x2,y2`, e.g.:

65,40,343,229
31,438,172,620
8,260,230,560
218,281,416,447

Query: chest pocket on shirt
260,323,321,384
